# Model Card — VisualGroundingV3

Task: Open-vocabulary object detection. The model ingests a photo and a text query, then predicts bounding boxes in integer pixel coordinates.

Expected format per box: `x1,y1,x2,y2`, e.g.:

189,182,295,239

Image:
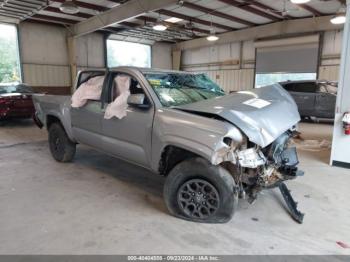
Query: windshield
144,72,225,107
0,84,33,94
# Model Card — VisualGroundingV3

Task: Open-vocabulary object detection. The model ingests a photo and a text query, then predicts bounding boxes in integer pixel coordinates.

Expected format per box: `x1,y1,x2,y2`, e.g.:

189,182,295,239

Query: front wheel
163,157,238,223
48,123,76,162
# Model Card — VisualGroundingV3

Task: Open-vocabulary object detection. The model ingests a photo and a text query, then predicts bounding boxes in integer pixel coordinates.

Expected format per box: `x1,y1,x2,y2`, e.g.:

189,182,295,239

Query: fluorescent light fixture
165,17,183,23
59,0,79,14
206,34,219,41
153,24,167,31
290,0,310,4
331,14,346,24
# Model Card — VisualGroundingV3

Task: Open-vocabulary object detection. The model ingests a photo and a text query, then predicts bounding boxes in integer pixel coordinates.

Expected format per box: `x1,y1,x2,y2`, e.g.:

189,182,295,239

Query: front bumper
278,147,304,179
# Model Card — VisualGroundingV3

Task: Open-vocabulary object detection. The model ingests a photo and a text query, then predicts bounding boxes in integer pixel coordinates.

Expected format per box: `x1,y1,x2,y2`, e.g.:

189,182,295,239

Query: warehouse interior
0,0,350,256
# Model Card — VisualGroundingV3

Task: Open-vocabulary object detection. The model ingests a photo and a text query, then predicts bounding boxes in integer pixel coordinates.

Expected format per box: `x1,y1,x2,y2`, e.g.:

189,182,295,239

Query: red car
0,83,35,119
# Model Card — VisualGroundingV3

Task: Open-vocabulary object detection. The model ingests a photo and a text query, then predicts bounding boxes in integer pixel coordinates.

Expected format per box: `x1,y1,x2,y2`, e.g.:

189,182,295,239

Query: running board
279,182,304,224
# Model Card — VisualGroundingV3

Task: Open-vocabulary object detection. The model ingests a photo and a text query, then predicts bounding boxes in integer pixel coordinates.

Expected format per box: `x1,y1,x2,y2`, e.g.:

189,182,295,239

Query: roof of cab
79,66,200,75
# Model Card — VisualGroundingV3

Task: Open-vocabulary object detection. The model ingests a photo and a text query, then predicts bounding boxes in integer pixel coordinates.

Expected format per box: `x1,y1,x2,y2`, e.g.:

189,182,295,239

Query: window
255,73,317,88
144,72,224,107
109,73,149,106
77,71,105,88
0,23,21,83
282,82,318,93
107,40,151,68
255,35,319,88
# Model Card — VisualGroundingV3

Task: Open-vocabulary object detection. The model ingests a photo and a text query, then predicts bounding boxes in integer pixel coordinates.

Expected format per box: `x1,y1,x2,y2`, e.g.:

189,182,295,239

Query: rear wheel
163,157,238,223
48,123,76,162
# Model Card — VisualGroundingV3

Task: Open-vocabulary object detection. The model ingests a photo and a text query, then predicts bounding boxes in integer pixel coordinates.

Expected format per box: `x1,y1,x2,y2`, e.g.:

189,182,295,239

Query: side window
75,71,105,102
296,82,317,93
77,71,105,88
110,73,150,105
282,83,294,92
283,82,317,93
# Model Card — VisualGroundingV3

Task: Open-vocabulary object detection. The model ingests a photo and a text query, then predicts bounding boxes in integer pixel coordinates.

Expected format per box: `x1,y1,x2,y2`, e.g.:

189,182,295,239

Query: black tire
163,157,238,223
48,122,76,162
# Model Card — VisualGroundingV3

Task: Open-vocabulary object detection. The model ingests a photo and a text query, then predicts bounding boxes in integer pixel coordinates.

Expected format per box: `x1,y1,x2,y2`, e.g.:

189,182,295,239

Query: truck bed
32,94,75,140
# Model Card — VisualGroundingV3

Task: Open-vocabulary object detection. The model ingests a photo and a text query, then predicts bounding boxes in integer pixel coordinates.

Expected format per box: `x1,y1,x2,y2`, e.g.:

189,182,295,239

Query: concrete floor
0,119,349,255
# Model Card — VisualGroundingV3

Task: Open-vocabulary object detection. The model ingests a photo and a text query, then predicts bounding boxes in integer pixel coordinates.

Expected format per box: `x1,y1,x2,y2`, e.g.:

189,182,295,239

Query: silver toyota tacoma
33,67,305,223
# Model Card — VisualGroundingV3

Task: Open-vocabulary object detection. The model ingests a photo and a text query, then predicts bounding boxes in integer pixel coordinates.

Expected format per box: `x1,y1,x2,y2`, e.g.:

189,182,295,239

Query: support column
330,0,350,168
67,36,78,94
172,50,181,70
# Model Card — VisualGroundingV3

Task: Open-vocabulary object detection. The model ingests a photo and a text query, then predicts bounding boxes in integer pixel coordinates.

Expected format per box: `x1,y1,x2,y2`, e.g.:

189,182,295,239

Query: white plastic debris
104,75,131,120
71,76,104,108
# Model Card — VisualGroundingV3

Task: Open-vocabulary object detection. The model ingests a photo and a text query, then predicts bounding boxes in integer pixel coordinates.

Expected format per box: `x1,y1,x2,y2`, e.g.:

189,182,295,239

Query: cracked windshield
145,73,225,107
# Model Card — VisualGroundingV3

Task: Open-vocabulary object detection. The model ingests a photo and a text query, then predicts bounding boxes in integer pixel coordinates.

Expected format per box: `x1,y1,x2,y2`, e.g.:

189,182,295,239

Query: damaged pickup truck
33,67,304,223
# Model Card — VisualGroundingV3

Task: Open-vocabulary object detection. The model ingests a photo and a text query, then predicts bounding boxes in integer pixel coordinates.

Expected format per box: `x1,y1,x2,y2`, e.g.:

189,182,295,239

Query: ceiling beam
116,19,199,40
25,18,67,27
0,11,22,18
243,1,294,20
217,0,281,21
107,0,130,4
0,6,29,14
50,0,109,12
181,2,256,26
175,15,343,51
297,4,324,16
137,15,210,34
44,6,92,19
31,14,79,24
69,0,179,37
158,9,236,31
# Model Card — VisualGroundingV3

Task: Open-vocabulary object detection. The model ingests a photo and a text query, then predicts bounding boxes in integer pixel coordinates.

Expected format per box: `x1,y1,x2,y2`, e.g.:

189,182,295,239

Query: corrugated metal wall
182,40,255,92
22,64,71,87
181,30,343,91
18,21,343,94
318,30,343,81
19,22,106,94
319,65,340,81
19,22,71,94
185,69,254,93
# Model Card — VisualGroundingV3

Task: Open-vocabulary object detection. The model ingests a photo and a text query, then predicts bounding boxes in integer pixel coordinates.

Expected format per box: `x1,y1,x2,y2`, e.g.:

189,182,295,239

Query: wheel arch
158,145,206,176
46,114,62,129
46,113,76,142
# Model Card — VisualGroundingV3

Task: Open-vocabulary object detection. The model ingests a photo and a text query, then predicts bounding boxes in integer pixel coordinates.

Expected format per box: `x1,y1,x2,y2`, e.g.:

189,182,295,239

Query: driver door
101,72,155,168
71,71,106,149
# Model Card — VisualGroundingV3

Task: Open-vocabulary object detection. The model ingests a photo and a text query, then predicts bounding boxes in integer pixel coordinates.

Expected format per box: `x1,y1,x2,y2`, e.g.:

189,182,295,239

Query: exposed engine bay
221,130,305,223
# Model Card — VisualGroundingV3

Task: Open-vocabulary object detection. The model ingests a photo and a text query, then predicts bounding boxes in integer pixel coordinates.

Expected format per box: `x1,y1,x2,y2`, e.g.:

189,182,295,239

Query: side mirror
127,94,150,109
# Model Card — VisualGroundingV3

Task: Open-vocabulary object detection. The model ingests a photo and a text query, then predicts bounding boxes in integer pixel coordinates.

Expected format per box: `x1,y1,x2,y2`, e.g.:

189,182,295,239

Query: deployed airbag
104,75,131,119
71,76,104,108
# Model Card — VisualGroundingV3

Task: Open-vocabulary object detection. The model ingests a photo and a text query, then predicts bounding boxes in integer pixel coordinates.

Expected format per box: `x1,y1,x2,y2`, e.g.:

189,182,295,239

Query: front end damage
213,130,305,223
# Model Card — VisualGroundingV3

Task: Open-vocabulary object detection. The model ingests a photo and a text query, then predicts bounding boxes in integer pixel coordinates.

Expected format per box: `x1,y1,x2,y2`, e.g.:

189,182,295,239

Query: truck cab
71,69,155,169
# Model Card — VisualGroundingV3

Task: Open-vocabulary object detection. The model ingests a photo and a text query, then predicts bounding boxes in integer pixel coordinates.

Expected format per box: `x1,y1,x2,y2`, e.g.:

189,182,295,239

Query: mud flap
279,182,304,224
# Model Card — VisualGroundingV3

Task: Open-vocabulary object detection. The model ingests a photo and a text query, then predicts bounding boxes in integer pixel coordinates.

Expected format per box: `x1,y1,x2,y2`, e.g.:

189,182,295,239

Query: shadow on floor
74,146,166,209
0,118,35,127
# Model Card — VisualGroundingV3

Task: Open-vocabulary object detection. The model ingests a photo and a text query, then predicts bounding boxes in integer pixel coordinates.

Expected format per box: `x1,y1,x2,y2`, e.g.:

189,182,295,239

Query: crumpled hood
175,84,300,148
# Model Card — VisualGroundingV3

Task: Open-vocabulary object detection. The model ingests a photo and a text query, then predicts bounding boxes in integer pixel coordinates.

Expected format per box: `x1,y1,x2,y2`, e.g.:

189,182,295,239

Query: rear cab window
282,82,317,93
76,71,106,102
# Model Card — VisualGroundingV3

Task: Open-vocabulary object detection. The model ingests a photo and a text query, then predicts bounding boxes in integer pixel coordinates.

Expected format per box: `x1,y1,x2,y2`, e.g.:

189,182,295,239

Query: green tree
0,32,20,83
